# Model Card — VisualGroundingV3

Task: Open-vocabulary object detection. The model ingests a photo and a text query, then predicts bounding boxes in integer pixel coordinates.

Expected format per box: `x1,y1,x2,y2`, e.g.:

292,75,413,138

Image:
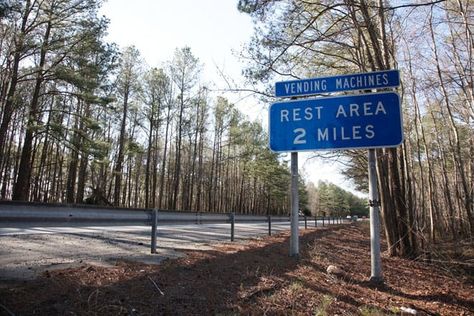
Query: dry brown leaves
0,223,473,315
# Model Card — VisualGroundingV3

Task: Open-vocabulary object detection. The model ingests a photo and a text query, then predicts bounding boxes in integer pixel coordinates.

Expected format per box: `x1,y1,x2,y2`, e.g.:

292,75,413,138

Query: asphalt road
0,220,330,281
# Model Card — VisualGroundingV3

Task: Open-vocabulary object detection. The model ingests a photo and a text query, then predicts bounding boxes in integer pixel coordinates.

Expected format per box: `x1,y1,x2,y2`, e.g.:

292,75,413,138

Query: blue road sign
275,70,400,98
269,92,403,152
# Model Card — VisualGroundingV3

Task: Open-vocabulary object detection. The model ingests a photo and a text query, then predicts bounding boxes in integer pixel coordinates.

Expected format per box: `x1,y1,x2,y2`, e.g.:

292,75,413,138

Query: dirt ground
0,223,472,315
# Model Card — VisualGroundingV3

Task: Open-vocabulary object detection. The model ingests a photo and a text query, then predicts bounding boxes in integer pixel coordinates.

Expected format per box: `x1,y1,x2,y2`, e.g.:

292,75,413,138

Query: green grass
314,295,334,316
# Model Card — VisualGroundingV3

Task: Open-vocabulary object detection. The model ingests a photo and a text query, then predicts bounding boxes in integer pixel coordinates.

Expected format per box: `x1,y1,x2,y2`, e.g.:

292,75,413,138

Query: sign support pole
368,149,383,282
290,152,299,257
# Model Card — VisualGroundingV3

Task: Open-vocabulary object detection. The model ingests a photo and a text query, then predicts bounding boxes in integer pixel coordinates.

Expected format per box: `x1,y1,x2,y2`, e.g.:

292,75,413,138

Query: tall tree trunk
158,103,171,209
66,102,82,203
172,93,185,210
113,87,129,206
0,118,16,199
145,96,155,208
76,152,88,204
134,153,142,207
195,127,204,212
12,19,52,201
33,97,54,202
358,0,417,257
0,0,32,169
75,103,92,204
376,149,400,256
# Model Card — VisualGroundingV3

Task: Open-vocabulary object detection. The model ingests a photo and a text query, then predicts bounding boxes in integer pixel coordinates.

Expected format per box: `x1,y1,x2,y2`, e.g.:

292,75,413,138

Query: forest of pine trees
306,181,369,218
0,0,302,215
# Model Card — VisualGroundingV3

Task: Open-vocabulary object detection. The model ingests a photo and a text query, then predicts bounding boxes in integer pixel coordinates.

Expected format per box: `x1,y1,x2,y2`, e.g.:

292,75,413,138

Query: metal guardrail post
268,215,272,236
304,215,307,229
322,216,325,226
230,212,235,242
315,216,317,227
151,209,158,254
196,212,203,224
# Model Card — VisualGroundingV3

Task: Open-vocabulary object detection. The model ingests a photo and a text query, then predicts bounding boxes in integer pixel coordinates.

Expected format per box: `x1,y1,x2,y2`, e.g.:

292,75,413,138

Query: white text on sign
268,92,402,152
282,101,386,143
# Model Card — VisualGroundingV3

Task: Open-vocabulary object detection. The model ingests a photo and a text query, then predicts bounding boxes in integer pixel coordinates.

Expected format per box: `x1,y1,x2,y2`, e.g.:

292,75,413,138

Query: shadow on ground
0,223,472,315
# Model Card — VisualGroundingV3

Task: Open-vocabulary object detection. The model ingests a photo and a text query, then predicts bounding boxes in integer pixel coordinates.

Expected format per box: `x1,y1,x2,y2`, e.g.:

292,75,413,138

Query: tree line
0,0,306,215
238,0,473,257
306,181,368,218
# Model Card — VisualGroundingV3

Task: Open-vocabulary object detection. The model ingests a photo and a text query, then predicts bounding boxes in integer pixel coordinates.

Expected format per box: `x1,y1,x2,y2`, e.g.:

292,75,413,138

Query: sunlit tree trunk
12,18,52,201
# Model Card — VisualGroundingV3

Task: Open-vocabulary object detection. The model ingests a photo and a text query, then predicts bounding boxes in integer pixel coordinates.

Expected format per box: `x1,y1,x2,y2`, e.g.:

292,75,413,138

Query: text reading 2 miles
293,128,306,144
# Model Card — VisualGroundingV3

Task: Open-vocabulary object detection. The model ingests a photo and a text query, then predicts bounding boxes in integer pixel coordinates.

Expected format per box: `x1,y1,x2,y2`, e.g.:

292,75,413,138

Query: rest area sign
269,92,402,152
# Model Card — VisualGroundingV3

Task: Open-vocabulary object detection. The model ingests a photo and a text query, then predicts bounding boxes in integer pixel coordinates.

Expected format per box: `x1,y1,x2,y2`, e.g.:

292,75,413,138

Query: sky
99,0,363,197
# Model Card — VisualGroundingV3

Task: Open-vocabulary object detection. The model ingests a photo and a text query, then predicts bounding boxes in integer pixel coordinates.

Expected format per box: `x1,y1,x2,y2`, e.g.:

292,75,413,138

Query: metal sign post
368,149,382,282
290,152,299,257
